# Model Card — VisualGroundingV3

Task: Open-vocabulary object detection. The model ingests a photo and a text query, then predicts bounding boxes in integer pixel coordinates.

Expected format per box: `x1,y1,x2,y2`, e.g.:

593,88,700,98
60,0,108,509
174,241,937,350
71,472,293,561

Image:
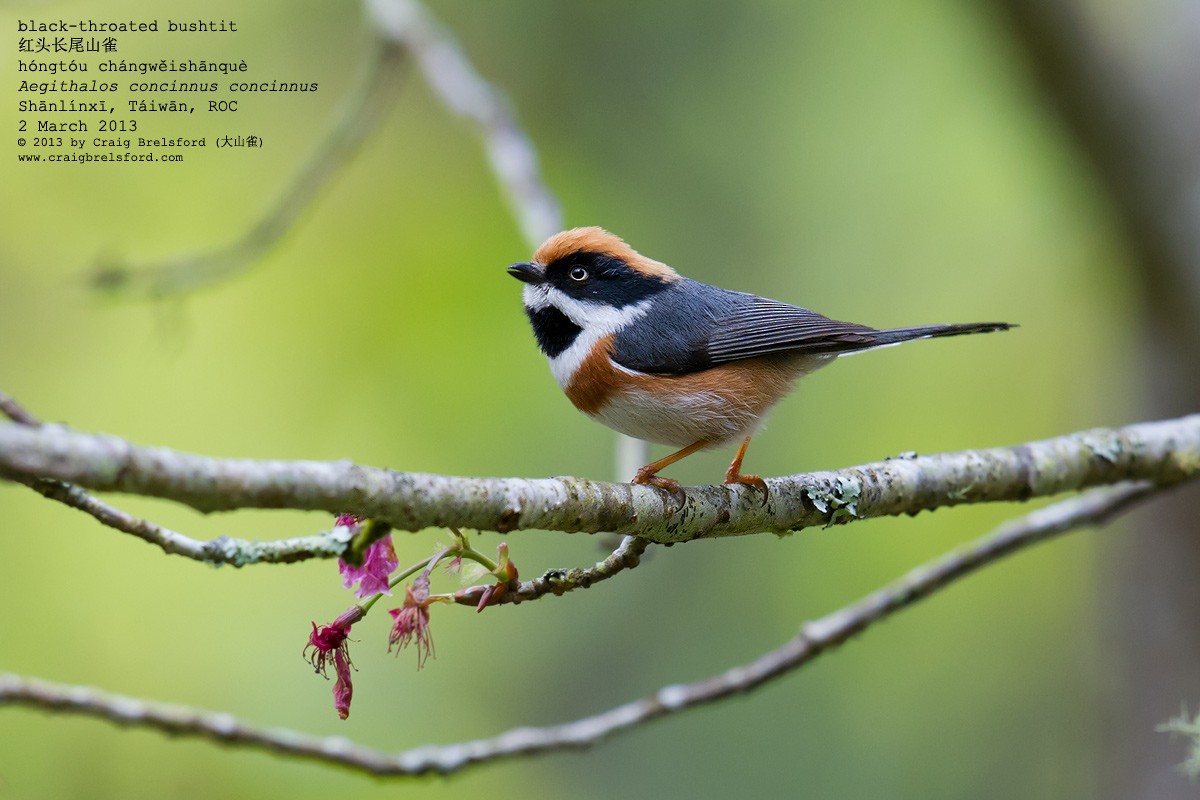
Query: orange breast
564,334,827,446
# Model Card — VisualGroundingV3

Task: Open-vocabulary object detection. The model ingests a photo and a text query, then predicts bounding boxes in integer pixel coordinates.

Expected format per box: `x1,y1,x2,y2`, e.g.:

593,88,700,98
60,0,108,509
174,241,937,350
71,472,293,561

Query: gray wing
612,281,878,374
704,297,881,364
611,279,1011,375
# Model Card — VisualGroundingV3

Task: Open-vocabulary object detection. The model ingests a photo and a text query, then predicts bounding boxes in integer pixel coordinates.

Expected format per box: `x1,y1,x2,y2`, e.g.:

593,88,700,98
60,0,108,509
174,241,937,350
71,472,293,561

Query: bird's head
507,227,680,357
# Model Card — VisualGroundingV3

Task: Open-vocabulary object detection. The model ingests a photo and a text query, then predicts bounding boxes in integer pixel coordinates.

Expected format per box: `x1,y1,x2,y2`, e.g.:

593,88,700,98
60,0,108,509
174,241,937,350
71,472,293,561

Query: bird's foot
724,468,769,504
632,468,688,507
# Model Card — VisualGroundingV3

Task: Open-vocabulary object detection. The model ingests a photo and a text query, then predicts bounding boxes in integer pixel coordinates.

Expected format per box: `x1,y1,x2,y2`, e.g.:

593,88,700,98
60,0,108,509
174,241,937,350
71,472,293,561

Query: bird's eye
569,266,589,282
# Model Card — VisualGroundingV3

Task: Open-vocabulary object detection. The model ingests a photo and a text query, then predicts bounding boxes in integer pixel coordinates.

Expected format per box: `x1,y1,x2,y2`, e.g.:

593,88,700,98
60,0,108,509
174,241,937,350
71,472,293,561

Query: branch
6,390,650,587
1,390,350,566
456,535,648,607
0,481,1158,776
1,416,1196,543
91,0,564,299
995,0,1200,347
365,0,563,245
0,390,39,426
17,476,351,565
91,42,410,298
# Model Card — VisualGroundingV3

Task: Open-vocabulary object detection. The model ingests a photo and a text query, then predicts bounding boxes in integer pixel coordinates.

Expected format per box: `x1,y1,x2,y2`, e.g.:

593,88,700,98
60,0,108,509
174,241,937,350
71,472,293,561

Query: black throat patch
525,305,582,358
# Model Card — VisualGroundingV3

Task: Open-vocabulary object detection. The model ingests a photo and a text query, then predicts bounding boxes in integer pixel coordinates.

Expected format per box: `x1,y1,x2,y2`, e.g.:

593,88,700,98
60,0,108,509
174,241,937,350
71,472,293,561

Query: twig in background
90,42,410,298
365,0,563,246
91,0,566,298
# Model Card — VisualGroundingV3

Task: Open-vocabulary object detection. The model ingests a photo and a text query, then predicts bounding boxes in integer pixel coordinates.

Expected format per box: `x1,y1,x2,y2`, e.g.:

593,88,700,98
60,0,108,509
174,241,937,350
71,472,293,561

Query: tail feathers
870,321,1015,346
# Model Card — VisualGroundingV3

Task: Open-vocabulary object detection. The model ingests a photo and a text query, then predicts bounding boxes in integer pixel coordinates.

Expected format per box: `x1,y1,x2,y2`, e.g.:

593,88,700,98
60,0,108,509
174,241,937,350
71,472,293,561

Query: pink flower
388,573,435,669
331,650,353,720
334,513,363,529
304,608,362,720
339,534,399,598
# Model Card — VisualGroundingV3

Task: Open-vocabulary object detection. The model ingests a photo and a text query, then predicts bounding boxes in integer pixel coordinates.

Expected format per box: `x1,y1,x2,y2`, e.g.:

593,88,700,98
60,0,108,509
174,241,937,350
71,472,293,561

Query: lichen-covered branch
0,481,1157,776
1,416,1196,544
18,475,351,565
5,389,649,578
1,390,350,566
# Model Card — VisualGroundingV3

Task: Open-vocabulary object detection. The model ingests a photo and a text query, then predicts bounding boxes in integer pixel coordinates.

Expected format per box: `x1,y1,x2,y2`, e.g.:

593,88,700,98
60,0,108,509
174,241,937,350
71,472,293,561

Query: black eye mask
544,252,671,308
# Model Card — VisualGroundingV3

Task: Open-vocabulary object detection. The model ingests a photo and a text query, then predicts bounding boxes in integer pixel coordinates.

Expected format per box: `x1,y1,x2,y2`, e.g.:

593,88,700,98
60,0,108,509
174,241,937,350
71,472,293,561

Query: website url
17,152,184,163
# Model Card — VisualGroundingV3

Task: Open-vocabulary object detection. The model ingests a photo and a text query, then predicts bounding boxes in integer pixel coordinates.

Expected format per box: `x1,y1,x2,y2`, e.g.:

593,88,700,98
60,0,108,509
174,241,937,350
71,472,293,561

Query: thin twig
2,391,350,565
90,42,410,298
92,0,565,298
0,481,1157,776
455,535,649,607
3,387,643,577
0,390,39,426
1,415,1196,542
366,0,563,246
15,476,351,565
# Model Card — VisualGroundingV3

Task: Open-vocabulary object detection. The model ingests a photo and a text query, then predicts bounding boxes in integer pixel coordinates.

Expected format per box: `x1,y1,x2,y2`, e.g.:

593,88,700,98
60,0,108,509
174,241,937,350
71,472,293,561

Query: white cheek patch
544,288,650,332
538,289,652,389
522,284,551,311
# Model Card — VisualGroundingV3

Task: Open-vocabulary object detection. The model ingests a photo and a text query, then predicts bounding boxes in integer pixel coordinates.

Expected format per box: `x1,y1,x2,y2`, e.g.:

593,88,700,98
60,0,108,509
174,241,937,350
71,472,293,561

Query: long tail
869,321,1015,346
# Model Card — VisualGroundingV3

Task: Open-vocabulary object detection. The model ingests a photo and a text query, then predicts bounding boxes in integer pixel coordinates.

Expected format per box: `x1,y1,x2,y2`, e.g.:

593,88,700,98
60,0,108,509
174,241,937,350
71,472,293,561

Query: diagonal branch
91,42,410,298
91,0,565,299
365,0,563,245
0,480,1159,776
457,535,649,607
0,416,1197,543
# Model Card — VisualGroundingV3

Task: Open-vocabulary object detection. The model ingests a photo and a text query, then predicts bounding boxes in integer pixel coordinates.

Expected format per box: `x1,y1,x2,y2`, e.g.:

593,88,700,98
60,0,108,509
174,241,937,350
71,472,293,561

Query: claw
632,470,688,508
724,470,769,505
628,439,709,511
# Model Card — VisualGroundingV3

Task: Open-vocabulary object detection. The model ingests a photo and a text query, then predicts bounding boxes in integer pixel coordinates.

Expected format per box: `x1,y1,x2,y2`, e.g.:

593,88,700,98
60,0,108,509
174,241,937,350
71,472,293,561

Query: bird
508,226,1012,498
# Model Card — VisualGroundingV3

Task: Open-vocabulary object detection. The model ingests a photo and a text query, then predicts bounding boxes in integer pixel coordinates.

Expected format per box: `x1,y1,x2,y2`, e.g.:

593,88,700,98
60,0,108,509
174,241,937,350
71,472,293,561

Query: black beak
507,262,543,284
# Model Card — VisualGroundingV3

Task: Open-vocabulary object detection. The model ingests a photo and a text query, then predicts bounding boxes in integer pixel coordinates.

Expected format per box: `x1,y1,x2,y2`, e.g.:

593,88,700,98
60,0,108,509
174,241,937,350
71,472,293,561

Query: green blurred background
0,0,1175,797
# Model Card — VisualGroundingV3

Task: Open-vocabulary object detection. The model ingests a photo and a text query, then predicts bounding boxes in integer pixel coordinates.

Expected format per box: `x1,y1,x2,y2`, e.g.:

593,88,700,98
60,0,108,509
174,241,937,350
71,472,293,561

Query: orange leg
632,439,710,499
724,435,769,500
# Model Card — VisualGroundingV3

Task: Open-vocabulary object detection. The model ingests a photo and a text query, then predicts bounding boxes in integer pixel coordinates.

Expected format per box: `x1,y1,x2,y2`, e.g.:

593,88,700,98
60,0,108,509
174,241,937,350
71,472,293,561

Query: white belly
589,350,835,447
587,387,760,447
